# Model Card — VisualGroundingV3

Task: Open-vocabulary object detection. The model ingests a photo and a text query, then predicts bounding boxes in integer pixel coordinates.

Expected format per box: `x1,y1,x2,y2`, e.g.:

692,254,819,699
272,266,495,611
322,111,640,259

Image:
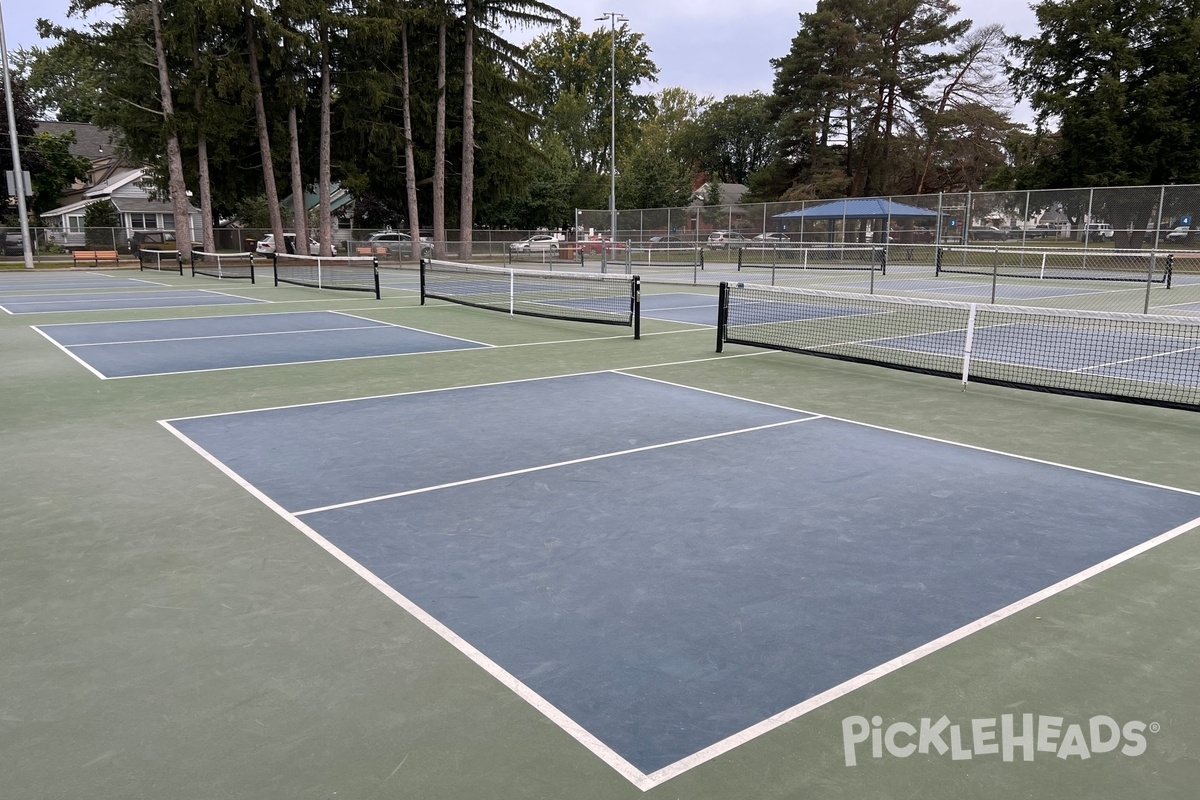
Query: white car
509,234,560,253
255,233,321,255
1166,226,1191,243
707,230,749,249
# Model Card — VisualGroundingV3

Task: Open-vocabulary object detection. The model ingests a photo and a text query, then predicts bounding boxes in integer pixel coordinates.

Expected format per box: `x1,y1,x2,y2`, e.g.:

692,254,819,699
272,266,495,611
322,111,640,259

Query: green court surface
3,266,1200,799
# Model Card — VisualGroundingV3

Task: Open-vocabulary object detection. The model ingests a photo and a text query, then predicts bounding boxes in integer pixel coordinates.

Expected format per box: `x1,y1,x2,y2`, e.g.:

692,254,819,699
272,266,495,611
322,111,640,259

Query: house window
162,214,174,230
129,213,153,230
67,216,84,232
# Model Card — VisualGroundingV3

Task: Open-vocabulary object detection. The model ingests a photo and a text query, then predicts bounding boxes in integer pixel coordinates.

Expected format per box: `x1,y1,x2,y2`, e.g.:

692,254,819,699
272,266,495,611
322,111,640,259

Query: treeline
8,0,1200,253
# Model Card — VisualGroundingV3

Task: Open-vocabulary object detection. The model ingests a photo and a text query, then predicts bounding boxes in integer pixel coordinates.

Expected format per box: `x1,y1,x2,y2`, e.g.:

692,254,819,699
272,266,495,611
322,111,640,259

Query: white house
40,167,201,250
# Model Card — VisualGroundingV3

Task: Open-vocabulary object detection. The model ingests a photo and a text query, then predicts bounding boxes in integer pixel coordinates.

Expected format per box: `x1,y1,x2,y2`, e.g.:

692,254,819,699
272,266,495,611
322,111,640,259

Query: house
40,167,201,251
34,121,130,205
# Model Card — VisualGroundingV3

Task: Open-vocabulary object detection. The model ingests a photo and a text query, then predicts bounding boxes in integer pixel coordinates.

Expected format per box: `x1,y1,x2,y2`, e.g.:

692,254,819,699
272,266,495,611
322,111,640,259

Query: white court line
29,325,110,379
293,417,821,516
328,310,494,347
637,515,1200,788
67,323,393,347
157,419,654,789
160,370,1200,790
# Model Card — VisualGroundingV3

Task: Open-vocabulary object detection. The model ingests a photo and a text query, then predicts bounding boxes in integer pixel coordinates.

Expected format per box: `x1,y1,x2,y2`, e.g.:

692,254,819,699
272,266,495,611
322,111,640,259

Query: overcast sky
3,0,1039,116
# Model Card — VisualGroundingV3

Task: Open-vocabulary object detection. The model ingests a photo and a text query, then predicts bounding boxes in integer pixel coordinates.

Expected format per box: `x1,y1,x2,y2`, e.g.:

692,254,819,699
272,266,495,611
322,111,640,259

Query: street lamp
0,1,34,269
595,12,627,251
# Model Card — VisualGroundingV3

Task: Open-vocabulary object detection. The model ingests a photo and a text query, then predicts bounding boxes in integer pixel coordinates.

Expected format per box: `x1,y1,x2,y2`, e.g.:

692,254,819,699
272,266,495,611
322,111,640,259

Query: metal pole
0,4,34,269
596,12,627,248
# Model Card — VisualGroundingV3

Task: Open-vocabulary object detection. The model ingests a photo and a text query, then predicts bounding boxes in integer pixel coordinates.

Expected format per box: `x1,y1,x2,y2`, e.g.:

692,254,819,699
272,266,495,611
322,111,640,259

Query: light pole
595,12,626,250
0,1,34,269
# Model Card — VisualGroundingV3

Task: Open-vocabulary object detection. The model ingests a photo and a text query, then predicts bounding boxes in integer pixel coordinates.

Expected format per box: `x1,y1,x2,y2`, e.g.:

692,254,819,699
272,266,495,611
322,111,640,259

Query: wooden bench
355,246,390,257
72,250,121,267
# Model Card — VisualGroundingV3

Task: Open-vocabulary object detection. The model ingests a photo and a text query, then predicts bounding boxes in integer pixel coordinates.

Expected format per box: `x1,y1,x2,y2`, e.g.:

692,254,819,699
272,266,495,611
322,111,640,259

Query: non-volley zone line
34,310,490,378
162,371,1200,788
0,288,264,314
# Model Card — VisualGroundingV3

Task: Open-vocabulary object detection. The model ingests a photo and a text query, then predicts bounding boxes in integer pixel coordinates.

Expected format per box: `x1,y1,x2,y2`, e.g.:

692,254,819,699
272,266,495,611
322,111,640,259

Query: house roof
280,182,354,213
691,183,750,207
86,168,146,197
34,121,118,162
773,198,939,220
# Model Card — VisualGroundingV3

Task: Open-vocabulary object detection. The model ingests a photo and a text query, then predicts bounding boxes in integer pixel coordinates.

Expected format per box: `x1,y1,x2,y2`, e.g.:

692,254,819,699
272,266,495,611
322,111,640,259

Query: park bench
355,246,389,257
72,250,121,267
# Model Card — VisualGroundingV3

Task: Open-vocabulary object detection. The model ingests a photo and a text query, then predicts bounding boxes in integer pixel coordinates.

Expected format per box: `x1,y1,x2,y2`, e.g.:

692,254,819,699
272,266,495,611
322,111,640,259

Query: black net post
272,252,279,286
632,275,641,340
716,281,729,353
419,258,427,305
935,246,943,276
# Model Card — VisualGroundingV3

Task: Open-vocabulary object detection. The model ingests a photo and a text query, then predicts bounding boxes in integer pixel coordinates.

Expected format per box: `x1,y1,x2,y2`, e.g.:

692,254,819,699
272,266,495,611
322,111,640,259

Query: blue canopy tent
772,198,940,243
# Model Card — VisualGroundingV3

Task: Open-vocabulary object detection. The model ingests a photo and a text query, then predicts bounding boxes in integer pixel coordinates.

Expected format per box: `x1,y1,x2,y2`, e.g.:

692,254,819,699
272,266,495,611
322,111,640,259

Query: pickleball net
137,249,182,275
717,281,1200,411
421,258,641,338
191,251,256,282
273,252,380,298
935,245,1173,285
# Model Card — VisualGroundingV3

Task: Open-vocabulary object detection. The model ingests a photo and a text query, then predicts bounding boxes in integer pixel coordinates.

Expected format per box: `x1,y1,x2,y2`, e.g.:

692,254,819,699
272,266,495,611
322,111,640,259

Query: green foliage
82,200,119,247
525,18,659,175
1008,0,1200,188
765,0,973,199
26,132,94,215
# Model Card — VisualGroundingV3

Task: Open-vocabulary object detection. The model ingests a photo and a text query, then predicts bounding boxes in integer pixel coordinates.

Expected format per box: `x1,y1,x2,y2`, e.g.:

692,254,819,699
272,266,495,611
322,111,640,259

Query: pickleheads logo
841,714,1158,766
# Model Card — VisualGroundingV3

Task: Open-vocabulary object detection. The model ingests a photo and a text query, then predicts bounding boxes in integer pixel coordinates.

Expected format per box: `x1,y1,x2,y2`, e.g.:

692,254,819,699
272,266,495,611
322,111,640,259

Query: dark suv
3,231,24,256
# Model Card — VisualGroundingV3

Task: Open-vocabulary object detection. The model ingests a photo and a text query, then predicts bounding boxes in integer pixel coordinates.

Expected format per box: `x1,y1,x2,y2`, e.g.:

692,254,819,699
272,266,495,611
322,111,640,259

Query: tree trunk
245,9,285,254
288,107,309,255
318,27,333,257
150,0,194,260
193,60,215,253
458,0,475,260
401,22,421,262
433,21,447,259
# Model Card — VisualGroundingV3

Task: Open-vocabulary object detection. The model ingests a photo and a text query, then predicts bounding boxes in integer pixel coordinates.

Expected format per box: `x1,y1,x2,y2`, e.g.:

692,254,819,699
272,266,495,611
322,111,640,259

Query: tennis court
34,310,488,378
5,262,1200,800
163,371,1200,786
0,288,265,314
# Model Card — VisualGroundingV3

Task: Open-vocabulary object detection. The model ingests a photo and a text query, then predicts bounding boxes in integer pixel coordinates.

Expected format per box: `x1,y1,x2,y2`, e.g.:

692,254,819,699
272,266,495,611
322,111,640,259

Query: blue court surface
35,310,488,378
640,292,718,325
1,288,263,314
0,273,171,291
871,323,1200,388
815,277,1106,301
163,371,1200,784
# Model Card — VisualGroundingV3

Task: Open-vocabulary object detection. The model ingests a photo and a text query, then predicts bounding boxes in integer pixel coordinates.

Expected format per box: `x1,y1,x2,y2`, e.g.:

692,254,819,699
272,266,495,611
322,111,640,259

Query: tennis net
138,249,182,275
716,281,1200,411
421,258,641,337
273,253,380,298
935,245,1172,285
738,244,886,273
192,251,256,282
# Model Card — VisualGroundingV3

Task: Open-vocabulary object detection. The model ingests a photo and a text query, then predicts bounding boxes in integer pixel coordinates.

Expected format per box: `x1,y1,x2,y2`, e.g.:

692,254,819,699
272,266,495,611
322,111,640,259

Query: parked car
707,230,749,249
1166,226,1191,243
968,226,1008,241
648,235,686,248
129,230,179,254
366,230,432,257
751,232,792,244
3,231,25,256
1081,223,1114,240
509,234,561,253
577,235,625,255
255,233,321,255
